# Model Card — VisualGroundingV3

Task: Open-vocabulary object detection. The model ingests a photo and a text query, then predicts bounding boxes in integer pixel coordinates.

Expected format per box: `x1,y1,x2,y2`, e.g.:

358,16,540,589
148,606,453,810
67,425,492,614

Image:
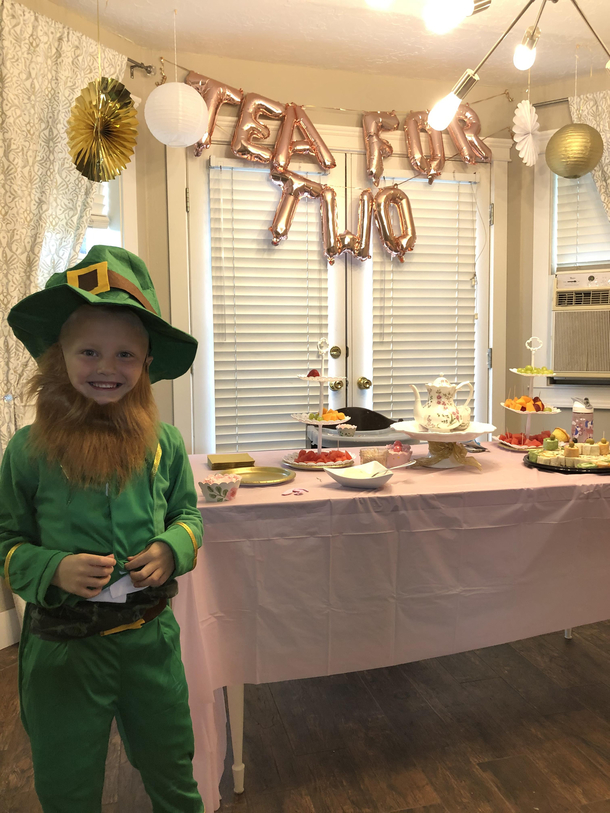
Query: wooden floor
5,624,610,812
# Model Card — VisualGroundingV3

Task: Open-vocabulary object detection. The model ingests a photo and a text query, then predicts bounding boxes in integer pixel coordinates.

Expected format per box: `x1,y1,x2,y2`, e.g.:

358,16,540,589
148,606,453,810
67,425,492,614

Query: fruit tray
291,412,350,426
501,403,561,415
509,367,554,377
493,436,540,452
283,450,356,470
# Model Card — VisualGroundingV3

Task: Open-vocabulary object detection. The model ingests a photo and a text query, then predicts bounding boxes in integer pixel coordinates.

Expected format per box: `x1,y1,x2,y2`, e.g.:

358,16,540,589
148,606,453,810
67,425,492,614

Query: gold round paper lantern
545,123,604,179
67,77,138,182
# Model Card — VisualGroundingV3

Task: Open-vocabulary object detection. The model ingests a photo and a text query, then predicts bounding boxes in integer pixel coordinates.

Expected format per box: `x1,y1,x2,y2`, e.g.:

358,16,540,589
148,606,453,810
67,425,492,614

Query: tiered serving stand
496,337,560,451
285,339,355,470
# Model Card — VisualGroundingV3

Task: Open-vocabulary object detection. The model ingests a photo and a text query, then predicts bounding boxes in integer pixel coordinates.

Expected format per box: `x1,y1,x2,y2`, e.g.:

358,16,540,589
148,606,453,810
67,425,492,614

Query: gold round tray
222,466,296,486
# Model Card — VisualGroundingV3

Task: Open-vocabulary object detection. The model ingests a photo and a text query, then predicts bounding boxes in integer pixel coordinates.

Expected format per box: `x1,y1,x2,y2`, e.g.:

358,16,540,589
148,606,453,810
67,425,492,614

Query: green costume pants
19,606,204,813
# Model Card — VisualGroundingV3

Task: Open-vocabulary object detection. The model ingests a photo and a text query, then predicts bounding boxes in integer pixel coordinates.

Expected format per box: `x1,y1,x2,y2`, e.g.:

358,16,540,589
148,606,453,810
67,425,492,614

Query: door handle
357,377,372,390
329,380,344,391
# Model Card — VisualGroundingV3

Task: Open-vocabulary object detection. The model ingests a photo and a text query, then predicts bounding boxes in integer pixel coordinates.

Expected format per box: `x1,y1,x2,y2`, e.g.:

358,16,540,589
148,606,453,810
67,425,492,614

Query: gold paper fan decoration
67,77,138,182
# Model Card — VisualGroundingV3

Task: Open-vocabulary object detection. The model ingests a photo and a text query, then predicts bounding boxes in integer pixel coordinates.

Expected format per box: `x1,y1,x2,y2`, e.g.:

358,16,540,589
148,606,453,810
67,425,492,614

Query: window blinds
555,173,610,268
88,183,109,229
209,160,328,452
371,178,478,420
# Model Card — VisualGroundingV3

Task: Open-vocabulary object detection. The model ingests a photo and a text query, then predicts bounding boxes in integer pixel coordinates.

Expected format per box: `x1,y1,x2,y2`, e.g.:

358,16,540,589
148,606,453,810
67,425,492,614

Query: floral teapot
410,376,473,432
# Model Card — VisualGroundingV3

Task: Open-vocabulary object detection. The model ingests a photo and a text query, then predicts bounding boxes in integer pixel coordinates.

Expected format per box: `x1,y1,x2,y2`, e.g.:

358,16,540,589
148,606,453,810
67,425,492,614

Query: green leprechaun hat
8,245,197,383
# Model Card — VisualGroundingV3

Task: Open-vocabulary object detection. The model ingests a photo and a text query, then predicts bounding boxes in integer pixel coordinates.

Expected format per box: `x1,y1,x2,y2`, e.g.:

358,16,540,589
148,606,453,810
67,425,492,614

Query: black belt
99,598,167,636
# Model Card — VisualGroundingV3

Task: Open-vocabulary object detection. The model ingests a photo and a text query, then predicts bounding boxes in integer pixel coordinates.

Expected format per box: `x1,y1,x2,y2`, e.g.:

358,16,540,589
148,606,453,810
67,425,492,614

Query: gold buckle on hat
67,262,111,295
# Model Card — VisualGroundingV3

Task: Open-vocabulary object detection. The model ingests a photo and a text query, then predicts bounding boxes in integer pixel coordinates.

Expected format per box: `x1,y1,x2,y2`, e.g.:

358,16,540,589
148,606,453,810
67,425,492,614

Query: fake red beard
26,343,159,491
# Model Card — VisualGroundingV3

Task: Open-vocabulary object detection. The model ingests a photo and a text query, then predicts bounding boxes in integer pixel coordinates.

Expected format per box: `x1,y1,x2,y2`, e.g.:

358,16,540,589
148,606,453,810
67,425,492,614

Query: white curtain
0,0,127,451
569,91,610,221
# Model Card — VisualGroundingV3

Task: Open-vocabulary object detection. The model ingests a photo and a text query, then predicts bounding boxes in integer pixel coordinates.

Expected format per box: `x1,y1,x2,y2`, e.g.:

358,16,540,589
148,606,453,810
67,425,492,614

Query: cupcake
386,441,412,467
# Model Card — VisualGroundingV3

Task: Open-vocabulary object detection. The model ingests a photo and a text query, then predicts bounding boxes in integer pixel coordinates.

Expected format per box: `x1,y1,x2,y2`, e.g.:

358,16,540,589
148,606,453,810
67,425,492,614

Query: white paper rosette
513,100,541,167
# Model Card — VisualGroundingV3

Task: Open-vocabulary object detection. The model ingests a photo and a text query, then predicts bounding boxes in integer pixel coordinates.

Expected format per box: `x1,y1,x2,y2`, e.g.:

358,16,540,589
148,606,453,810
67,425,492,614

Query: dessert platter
496,337,560,452
286,338,355,471
524,434,610,474
283,449,355,470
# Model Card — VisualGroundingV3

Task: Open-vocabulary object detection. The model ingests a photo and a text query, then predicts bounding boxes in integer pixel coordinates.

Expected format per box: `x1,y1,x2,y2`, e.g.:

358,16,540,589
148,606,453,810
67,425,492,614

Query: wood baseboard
0,608,21,649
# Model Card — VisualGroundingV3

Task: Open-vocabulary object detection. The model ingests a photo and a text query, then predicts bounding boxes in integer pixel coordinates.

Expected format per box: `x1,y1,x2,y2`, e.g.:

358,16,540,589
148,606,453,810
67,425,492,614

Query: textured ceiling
50,0,610,84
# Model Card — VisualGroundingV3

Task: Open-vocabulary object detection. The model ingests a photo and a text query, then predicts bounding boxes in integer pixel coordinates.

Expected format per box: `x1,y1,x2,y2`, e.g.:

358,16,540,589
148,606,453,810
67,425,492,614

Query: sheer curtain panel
0,0,126,448
569,92,610,223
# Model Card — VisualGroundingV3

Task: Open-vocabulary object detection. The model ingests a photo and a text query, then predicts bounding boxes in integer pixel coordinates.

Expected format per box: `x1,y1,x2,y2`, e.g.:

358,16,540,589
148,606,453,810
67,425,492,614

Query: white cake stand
390,421,496,468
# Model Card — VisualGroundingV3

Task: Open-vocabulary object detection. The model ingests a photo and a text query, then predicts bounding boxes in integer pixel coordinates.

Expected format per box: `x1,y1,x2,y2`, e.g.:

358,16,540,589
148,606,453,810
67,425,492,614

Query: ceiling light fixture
422,0,491,36
429,0,539,130
429,0,610,132
423,0,474,35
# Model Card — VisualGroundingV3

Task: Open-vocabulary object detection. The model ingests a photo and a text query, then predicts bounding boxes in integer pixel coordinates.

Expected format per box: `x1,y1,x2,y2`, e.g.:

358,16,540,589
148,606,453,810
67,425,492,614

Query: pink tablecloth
174,445,610,811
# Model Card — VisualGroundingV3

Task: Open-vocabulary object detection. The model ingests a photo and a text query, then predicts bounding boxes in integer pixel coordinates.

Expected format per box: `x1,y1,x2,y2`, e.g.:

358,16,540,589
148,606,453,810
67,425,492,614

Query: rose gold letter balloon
320,186,374,264
273,103,336,173
448,104,492,165
404,111,445,182
362,111,399,186
374,185,417,262
269,170,324,245
186,71,243,156
231,93,286,164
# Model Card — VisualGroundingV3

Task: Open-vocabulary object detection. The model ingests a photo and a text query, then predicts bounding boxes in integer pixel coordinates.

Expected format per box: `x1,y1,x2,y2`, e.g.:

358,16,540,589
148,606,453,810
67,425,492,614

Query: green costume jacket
0,423,202,608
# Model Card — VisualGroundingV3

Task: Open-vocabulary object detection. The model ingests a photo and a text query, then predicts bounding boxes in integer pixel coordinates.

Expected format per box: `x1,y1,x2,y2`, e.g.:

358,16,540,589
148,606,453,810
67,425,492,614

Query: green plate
222,466,296,486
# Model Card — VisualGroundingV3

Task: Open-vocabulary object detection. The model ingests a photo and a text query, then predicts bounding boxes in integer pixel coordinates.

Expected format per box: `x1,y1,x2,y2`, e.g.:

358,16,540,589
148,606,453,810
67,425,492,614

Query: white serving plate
390,420,496,444
509,368,554,377
501,403,561,415
493,435,540,452
282,451,356,470
324,460,393,489
297,375,347,385
291,412,351,426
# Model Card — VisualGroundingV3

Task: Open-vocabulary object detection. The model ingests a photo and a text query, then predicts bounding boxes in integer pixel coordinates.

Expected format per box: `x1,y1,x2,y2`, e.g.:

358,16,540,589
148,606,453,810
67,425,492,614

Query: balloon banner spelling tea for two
182,70,493,264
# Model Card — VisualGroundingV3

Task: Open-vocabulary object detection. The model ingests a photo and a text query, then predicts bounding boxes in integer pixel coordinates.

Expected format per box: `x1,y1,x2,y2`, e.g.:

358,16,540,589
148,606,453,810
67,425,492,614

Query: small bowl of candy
338,424,357,437
198,473,241,503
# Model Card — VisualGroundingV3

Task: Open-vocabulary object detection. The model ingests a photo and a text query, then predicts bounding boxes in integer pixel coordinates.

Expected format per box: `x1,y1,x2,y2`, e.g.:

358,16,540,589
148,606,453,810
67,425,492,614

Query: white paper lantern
144,82,208,148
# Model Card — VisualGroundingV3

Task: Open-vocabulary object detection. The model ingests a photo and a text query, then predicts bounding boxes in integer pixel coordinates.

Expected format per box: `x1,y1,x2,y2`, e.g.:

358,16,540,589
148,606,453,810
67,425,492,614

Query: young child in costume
0,246,205,813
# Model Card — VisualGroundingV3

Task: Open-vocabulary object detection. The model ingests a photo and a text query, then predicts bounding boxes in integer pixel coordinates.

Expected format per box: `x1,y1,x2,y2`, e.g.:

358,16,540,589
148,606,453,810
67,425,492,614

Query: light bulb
513,43,537,70
423,0,475,34
428,93,461,131
428,69,479,131
365,0,394,9
513,25,540,72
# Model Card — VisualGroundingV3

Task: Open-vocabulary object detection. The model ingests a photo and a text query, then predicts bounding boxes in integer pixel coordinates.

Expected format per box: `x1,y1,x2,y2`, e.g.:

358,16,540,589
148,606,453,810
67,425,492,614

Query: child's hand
124,541,175,588
51,553,116,598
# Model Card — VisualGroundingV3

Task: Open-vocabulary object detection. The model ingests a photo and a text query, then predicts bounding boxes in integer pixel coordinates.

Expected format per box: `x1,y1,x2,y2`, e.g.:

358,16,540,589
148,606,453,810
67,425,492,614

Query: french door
168,130,491,454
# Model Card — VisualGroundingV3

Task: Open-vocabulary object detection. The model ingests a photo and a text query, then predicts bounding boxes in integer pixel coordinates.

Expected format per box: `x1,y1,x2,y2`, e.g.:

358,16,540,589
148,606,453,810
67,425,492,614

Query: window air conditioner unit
552,269,610,380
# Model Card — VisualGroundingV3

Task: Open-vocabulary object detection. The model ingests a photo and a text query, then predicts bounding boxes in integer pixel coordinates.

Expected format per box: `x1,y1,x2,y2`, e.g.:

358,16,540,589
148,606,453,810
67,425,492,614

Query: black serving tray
523,454,610,475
